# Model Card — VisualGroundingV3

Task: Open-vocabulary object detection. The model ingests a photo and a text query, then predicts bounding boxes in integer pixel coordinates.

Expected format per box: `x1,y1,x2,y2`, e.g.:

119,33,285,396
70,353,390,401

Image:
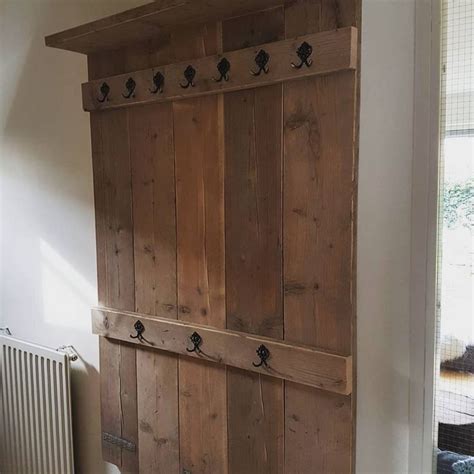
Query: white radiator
0,335,74,474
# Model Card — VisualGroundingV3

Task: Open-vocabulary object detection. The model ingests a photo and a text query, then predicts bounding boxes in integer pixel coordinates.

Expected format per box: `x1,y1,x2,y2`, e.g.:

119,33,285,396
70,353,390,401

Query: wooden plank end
348,26,358,70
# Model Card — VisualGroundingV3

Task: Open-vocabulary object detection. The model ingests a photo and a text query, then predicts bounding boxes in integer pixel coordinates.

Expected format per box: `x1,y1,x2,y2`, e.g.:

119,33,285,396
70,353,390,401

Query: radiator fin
0,336,74,474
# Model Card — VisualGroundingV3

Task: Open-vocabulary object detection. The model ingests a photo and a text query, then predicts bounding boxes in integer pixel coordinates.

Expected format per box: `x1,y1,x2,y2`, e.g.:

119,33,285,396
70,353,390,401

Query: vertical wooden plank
223,9,285,474
283,73,355,353
175,93,227,474
90,108,138,472
131,105,176,318
129,102,179,474
89,110,107,309
89,56,120,469
225,85,283,339
283,1,358,472
172,22,227,474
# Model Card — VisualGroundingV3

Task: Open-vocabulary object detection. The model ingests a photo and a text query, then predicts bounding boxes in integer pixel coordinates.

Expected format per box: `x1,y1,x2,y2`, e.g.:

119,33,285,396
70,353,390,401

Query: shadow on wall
0,1,147,473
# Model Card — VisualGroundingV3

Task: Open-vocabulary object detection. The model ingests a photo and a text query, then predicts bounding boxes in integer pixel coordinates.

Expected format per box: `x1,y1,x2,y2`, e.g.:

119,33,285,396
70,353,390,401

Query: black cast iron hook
122,77,136,99
97,82,110,103
186,332,202,353
150,71,165,94
180,65,196,88
291,41,313,69
130,320,147,343
213,57,231,82
252,344,270,368
250,49,270,76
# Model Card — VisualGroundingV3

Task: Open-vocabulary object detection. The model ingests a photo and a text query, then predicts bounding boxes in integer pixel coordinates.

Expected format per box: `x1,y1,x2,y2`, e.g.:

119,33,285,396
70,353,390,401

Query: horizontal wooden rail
92,307,352,395
82,27,357,111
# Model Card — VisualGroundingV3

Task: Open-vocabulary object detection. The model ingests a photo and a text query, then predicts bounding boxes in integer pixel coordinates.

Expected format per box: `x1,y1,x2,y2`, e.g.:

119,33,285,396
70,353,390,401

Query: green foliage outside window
443,179,474,229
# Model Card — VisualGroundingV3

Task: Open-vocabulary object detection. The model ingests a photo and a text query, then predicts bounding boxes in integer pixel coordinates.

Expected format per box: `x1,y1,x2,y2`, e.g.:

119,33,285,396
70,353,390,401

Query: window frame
409,0,442,472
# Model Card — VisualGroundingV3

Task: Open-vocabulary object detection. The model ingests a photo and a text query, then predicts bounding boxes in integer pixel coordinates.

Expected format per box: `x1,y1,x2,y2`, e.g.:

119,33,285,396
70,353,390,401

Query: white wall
357,0,415,473
0,1,146,473
0,1,417,473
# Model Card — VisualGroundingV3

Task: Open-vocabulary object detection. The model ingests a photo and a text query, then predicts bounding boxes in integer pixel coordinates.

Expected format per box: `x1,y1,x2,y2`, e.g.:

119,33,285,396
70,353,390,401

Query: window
434,2,474,472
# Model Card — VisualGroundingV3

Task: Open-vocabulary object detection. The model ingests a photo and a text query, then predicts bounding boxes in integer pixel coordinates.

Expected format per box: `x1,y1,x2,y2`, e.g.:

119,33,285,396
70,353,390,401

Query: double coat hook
186,332,203,353
180,65,196,88
122,77,136,99
150,71,165,94
251,49,270,76
253,344,270,368
97,82,110,103
213,57,231,82
291,41,313,69
130,320,150,344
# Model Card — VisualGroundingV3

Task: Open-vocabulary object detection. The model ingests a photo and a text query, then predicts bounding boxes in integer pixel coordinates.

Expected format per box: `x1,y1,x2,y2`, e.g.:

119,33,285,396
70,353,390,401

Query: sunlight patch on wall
40,239,96,330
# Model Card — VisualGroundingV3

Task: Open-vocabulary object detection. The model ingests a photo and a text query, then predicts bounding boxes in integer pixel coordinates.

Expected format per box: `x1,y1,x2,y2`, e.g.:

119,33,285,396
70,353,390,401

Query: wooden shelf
44,0,283,54
82,27,357,111
92,307,353,395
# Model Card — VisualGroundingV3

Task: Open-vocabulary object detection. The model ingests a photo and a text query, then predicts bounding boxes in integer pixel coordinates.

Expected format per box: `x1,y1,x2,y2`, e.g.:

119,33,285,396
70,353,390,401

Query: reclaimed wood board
223,9,285,473
283,1,358,472
173,23,228,474
89,107,138,471
130,102,179,473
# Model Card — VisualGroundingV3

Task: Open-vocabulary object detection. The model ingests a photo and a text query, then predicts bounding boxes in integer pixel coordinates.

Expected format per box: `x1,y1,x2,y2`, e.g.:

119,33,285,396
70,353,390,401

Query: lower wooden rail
92,307,352,395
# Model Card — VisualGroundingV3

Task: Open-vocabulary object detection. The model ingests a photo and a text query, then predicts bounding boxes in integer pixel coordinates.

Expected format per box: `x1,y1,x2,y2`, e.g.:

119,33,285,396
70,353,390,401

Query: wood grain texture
223,10,285,473
45,0,282,54
225,84,283,338
92,307,352,394
173,23,227,473
283,1,358,472
174,96,225,326
89,109,138,471
129,102,179,473
82,28,357,111
126,25,227,474
175,94,228,473
134,349,179,473
283,72,355,352
284,384,352,473
130,104,177,319
225,86,285,474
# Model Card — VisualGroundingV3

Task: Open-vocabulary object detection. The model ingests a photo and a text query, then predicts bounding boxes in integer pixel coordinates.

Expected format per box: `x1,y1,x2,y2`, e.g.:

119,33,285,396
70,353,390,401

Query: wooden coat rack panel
82,28,357,111
93,307,352,394
46,1,360,472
